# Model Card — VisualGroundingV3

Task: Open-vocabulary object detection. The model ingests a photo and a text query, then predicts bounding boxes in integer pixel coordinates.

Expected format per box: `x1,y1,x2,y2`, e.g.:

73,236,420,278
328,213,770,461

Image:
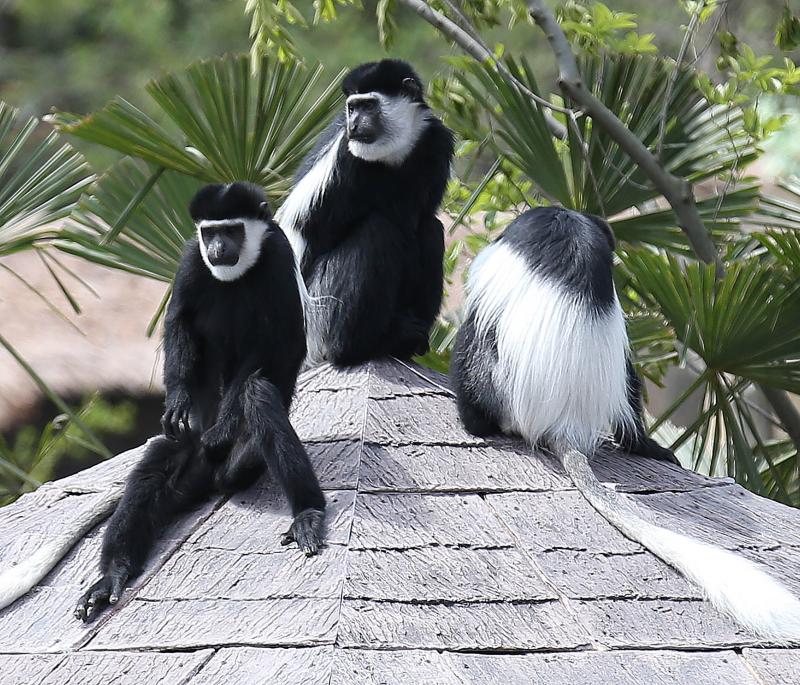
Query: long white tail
562,448,800,642
0,488,121,611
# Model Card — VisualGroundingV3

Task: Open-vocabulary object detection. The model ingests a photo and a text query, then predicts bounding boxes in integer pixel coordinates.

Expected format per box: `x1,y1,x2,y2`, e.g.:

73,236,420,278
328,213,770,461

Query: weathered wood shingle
1,358,798,683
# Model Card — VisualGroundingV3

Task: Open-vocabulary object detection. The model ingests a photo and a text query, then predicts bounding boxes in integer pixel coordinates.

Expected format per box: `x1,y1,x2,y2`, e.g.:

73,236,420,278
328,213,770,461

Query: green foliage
0,103,94,256
51,55,344,200
244,0,361,62
559,1,657,55
0,395,136,505
0,102,111,489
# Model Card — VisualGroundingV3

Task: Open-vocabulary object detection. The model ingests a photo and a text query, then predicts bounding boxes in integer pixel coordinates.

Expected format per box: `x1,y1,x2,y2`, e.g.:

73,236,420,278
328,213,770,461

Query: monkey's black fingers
282,508,325,557
161,408,176,439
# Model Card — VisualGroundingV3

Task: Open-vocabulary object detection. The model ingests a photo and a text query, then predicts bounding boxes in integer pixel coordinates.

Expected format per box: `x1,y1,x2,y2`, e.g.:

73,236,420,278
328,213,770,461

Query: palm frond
58,158,199,282
0,102,93,256
622,249,800,393
50,55,344,201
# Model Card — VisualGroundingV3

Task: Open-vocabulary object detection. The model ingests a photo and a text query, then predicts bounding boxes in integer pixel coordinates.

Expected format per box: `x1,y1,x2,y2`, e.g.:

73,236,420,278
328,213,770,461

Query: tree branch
396,0,567,139
525,0,723,273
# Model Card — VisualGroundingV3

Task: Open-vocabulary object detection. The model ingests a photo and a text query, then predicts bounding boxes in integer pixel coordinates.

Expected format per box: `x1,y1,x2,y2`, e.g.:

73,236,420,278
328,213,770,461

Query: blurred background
1,0,799,505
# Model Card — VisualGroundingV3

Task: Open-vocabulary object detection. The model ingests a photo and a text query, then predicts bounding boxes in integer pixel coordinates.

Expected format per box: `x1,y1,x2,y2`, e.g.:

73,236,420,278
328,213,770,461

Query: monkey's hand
74,567,129,622
634,436,681,467
161,390,192,440
200,418,238,461
281,508,326,557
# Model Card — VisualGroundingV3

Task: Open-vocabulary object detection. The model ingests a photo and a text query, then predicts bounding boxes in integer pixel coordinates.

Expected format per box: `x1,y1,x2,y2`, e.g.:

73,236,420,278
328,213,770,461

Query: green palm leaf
0,102,93,256
50,54,344,199
58,157,199,282
452,54,759,249
623,249,800,393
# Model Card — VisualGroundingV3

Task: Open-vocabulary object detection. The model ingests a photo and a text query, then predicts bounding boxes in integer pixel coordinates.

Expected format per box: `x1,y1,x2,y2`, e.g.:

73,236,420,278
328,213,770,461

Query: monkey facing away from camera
0,183,326,619
451,206,800,641
276,59,454,367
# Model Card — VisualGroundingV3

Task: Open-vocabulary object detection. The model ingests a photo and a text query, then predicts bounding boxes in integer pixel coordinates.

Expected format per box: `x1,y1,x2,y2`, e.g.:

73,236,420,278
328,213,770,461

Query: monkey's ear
401,77,422,99
258,201,273,222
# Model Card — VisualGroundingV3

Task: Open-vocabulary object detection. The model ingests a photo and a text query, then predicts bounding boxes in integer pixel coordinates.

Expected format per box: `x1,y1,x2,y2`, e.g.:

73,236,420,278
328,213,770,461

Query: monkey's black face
346,95,384,144
201,223,245,267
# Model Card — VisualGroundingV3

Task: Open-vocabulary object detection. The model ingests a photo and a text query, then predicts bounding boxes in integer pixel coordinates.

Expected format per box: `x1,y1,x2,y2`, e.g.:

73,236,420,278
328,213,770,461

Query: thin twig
396,0,569,138
656,3,703,160
525,0,723,273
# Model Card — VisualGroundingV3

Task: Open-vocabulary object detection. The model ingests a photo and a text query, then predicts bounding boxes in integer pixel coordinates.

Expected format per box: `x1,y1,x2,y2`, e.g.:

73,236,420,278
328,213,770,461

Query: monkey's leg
615,360,680,465
74,437,213,621
241,374,326,555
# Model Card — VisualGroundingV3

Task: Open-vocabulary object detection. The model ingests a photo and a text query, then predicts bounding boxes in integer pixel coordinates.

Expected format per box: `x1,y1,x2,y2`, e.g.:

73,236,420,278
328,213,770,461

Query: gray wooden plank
350,493,514,550
635,485,800,550
364,394,483,446
367,359,451,399
359,442,571,493
138,543,346,600
332,649,465,685
449,650,758,685
51,445,143,494
534,549,701,600
0,654,63,684
742,648,800,684
487,491,640,554
0,586,94,652
344,547,556,602
89,597,339,650
575,599,754,648
292,388,367,442
192,647,332,685
338,599,591,651
41,650,214,685
592,449,731,493
189,489,354,552
308,440,360,490
297,363,369,393
0,487,117,569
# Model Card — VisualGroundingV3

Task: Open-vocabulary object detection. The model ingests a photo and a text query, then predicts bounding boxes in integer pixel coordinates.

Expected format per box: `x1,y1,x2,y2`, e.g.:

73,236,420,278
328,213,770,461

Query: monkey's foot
281,508,325,557
74,569,129,622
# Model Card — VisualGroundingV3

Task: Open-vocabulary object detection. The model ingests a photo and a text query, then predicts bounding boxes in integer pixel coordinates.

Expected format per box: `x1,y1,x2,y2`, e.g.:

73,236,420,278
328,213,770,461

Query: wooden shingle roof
1,358,799,684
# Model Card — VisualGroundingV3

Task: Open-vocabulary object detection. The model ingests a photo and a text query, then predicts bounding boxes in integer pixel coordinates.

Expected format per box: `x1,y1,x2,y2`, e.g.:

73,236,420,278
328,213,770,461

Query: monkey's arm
161,288,202,439
313,214,404,366
391,214,445,357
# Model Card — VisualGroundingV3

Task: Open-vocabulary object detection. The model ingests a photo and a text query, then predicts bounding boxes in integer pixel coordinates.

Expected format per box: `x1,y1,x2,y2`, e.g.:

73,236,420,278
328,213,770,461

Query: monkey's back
462,207,634,451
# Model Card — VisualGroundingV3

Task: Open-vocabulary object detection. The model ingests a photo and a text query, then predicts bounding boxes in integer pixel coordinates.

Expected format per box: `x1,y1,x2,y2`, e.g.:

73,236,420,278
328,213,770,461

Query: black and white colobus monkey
451,206,800,641
276,59,454,366
0,183,326,618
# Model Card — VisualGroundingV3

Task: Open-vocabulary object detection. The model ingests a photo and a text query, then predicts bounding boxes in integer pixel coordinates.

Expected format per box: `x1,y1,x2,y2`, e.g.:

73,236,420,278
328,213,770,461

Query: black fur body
281,59,455,366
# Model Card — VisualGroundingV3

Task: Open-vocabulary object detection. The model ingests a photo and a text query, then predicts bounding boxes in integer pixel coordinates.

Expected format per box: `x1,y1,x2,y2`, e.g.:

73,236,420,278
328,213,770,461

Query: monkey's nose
207,239,238,266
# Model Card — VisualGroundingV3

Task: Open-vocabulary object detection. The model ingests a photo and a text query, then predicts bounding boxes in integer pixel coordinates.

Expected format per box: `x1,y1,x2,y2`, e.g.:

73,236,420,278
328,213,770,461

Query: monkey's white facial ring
196,218,267,282
346,92,429,166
